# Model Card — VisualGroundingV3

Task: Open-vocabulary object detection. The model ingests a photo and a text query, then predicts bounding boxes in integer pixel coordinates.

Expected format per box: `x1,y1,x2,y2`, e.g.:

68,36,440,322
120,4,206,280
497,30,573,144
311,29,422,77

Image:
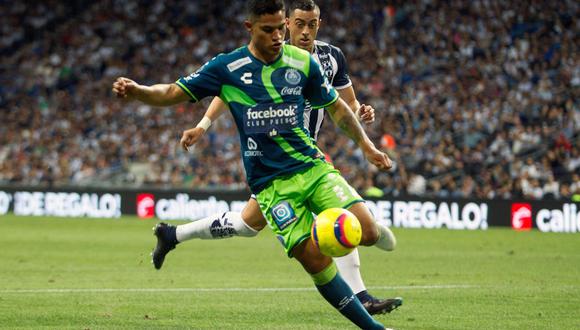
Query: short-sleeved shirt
176,44,339,194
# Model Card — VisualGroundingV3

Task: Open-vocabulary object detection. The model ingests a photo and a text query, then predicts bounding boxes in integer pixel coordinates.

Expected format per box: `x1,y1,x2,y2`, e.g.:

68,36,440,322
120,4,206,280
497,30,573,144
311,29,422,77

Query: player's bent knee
360,225,380,246
243,199,268,231
347,202,379,246
244,216,266,232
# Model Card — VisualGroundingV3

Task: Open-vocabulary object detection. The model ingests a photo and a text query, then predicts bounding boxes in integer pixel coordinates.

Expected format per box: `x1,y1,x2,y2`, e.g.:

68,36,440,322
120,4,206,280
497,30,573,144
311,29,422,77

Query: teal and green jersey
176,44,339,193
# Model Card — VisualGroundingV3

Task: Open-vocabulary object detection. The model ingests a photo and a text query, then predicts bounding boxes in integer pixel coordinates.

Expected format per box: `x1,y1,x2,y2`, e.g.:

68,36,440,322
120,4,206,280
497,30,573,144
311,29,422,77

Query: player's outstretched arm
180,97,230,151
327,98,392,171
112,77,189,107
337,87,375,124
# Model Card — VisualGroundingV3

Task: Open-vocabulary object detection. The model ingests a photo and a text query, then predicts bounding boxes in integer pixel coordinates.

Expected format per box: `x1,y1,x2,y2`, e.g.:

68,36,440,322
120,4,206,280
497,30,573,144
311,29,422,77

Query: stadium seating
0,0,578,200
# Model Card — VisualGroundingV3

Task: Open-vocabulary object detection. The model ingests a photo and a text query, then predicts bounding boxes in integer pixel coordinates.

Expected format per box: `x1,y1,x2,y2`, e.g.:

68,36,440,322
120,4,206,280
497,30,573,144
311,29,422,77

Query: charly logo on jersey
284,68,301,85
244,137,263,157
241,72,253,84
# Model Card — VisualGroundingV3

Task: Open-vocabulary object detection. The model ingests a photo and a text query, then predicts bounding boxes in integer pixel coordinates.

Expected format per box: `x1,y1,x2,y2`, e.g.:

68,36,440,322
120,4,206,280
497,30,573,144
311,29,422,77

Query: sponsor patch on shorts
271,201,297,230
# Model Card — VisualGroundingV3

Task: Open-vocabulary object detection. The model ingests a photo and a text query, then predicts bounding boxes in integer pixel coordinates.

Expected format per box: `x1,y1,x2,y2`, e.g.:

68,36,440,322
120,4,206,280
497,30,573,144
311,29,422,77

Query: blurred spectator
543,174,560,199
0,0,578,201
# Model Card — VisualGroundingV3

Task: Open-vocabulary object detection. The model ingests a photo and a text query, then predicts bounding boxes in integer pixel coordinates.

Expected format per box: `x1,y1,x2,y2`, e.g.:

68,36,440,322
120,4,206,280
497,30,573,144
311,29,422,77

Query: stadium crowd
0,0,578,200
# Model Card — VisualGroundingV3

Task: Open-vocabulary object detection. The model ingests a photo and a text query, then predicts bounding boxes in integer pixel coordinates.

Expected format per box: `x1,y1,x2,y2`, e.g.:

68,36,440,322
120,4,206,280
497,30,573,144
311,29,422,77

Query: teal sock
312,263,384,330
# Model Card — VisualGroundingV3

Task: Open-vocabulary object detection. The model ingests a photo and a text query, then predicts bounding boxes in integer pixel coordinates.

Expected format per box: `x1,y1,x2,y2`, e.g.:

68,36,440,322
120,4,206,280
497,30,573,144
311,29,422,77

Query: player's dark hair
289,0,319,13
247,0,286,20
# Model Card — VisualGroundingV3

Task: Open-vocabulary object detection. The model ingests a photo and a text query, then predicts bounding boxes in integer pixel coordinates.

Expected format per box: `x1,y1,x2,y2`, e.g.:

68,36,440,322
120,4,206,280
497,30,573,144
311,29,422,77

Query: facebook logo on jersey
271,201,297,230
244,103,299,134
246,105,297,120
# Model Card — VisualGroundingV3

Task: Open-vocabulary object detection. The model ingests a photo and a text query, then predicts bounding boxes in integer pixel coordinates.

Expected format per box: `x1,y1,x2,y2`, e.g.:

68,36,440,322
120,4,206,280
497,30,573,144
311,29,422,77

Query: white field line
0,284,478,294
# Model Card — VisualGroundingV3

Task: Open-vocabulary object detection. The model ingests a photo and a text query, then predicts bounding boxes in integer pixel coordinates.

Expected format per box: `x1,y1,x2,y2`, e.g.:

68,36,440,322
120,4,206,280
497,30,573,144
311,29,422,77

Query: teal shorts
256,161,364,257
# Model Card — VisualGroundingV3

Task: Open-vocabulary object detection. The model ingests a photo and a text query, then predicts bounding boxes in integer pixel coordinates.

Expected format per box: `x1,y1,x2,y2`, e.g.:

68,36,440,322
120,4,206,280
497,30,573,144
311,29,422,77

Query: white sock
375,223,396,251
333,249,366,294
175,211,258,242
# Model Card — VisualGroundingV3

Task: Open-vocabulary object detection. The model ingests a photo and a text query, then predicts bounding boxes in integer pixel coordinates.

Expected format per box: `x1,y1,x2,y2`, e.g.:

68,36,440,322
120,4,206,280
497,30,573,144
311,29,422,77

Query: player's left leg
256,173,386,329
308,162,401,313
335,249,402,315
292,238,385,329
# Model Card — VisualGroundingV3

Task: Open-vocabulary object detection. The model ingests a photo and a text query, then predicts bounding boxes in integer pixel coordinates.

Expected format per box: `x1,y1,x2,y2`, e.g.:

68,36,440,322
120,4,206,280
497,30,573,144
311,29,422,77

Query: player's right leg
292,238,385,330
151,198,266,269
308,164,396,251
347,202,396,251
307,162,402,314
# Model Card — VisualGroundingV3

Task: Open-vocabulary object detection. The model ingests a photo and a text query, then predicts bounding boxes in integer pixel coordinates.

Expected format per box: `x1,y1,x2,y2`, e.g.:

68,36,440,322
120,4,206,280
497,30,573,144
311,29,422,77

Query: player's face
246,11,286,62
287,8,320,53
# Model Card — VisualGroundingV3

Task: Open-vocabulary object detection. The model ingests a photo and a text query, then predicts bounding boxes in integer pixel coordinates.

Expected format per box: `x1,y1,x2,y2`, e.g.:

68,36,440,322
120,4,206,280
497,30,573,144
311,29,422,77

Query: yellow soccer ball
311,208,362,257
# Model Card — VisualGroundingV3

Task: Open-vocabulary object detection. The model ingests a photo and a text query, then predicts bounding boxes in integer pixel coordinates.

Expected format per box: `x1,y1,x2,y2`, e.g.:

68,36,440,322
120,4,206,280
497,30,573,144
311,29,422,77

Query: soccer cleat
362,297,403,315
152,222,178,270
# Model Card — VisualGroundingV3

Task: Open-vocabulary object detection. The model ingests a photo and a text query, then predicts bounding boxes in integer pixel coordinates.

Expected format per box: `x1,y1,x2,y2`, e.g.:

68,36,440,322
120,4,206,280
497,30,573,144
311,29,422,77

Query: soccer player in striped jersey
154,0,401,316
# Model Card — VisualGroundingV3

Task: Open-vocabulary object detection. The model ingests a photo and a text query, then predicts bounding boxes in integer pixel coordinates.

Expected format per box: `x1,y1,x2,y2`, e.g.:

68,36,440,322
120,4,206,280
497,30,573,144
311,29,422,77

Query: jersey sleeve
304,56,339,110
332,47,352,90
175,55,224,102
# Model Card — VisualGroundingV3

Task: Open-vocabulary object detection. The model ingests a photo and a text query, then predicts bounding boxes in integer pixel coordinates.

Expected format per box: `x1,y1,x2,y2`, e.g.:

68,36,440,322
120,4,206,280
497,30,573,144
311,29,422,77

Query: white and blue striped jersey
304,40,353,141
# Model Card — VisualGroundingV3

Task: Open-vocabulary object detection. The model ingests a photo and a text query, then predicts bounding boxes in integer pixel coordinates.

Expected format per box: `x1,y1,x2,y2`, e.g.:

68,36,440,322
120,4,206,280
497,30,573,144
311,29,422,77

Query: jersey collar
244,44,284,66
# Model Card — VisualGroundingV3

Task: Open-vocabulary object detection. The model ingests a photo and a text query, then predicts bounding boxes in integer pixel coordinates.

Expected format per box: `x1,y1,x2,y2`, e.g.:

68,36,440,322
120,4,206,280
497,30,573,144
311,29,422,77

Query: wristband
196,116,212,131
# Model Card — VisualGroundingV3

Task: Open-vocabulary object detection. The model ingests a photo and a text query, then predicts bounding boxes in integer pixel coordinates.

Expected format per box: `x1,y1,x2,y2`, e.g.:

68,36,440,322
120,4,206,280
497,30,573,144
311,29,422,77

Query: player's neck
248,43,281,64
305,41,315,54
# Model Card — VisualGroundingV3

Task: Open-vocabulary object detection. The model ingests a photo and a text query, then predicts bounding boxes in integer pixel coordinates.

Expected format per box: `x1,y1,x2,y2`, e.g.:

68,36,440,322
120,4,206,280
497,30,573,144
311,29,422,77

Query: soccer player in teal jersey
113,1,393,328
154,0,401,316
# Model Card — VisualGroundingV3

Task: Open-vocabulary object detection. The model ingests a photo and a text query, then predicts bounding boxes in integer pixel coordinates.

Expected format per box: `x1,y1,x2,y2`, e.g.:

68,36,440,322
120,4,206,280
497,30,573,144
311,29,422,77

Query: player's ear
244,20,253,33
285,17,289,28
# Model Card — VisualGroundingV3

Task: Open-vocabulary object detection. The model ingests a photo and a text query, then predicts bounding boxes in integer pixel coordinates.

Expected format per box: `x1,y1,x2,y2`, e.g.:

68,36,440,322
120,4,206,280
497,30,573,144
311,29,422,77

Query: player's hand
180,127,206,151
362,145,392,171
356,104,375,124
112,77,139,100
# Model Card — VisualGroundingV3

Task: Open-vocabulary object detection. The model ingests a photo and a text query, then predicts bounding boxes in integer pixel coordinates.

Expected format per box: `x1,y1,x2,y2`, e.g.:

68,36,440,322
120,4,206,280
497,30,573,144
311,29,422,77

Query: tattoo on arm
329,100,368,145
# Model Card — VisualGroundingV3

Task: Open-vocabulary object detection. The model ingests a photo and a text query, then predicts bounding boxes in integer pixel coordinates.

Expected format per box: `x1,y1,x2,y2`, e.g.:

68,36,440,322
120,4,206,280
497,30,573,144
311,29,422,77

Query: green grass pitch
0,214,578,329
